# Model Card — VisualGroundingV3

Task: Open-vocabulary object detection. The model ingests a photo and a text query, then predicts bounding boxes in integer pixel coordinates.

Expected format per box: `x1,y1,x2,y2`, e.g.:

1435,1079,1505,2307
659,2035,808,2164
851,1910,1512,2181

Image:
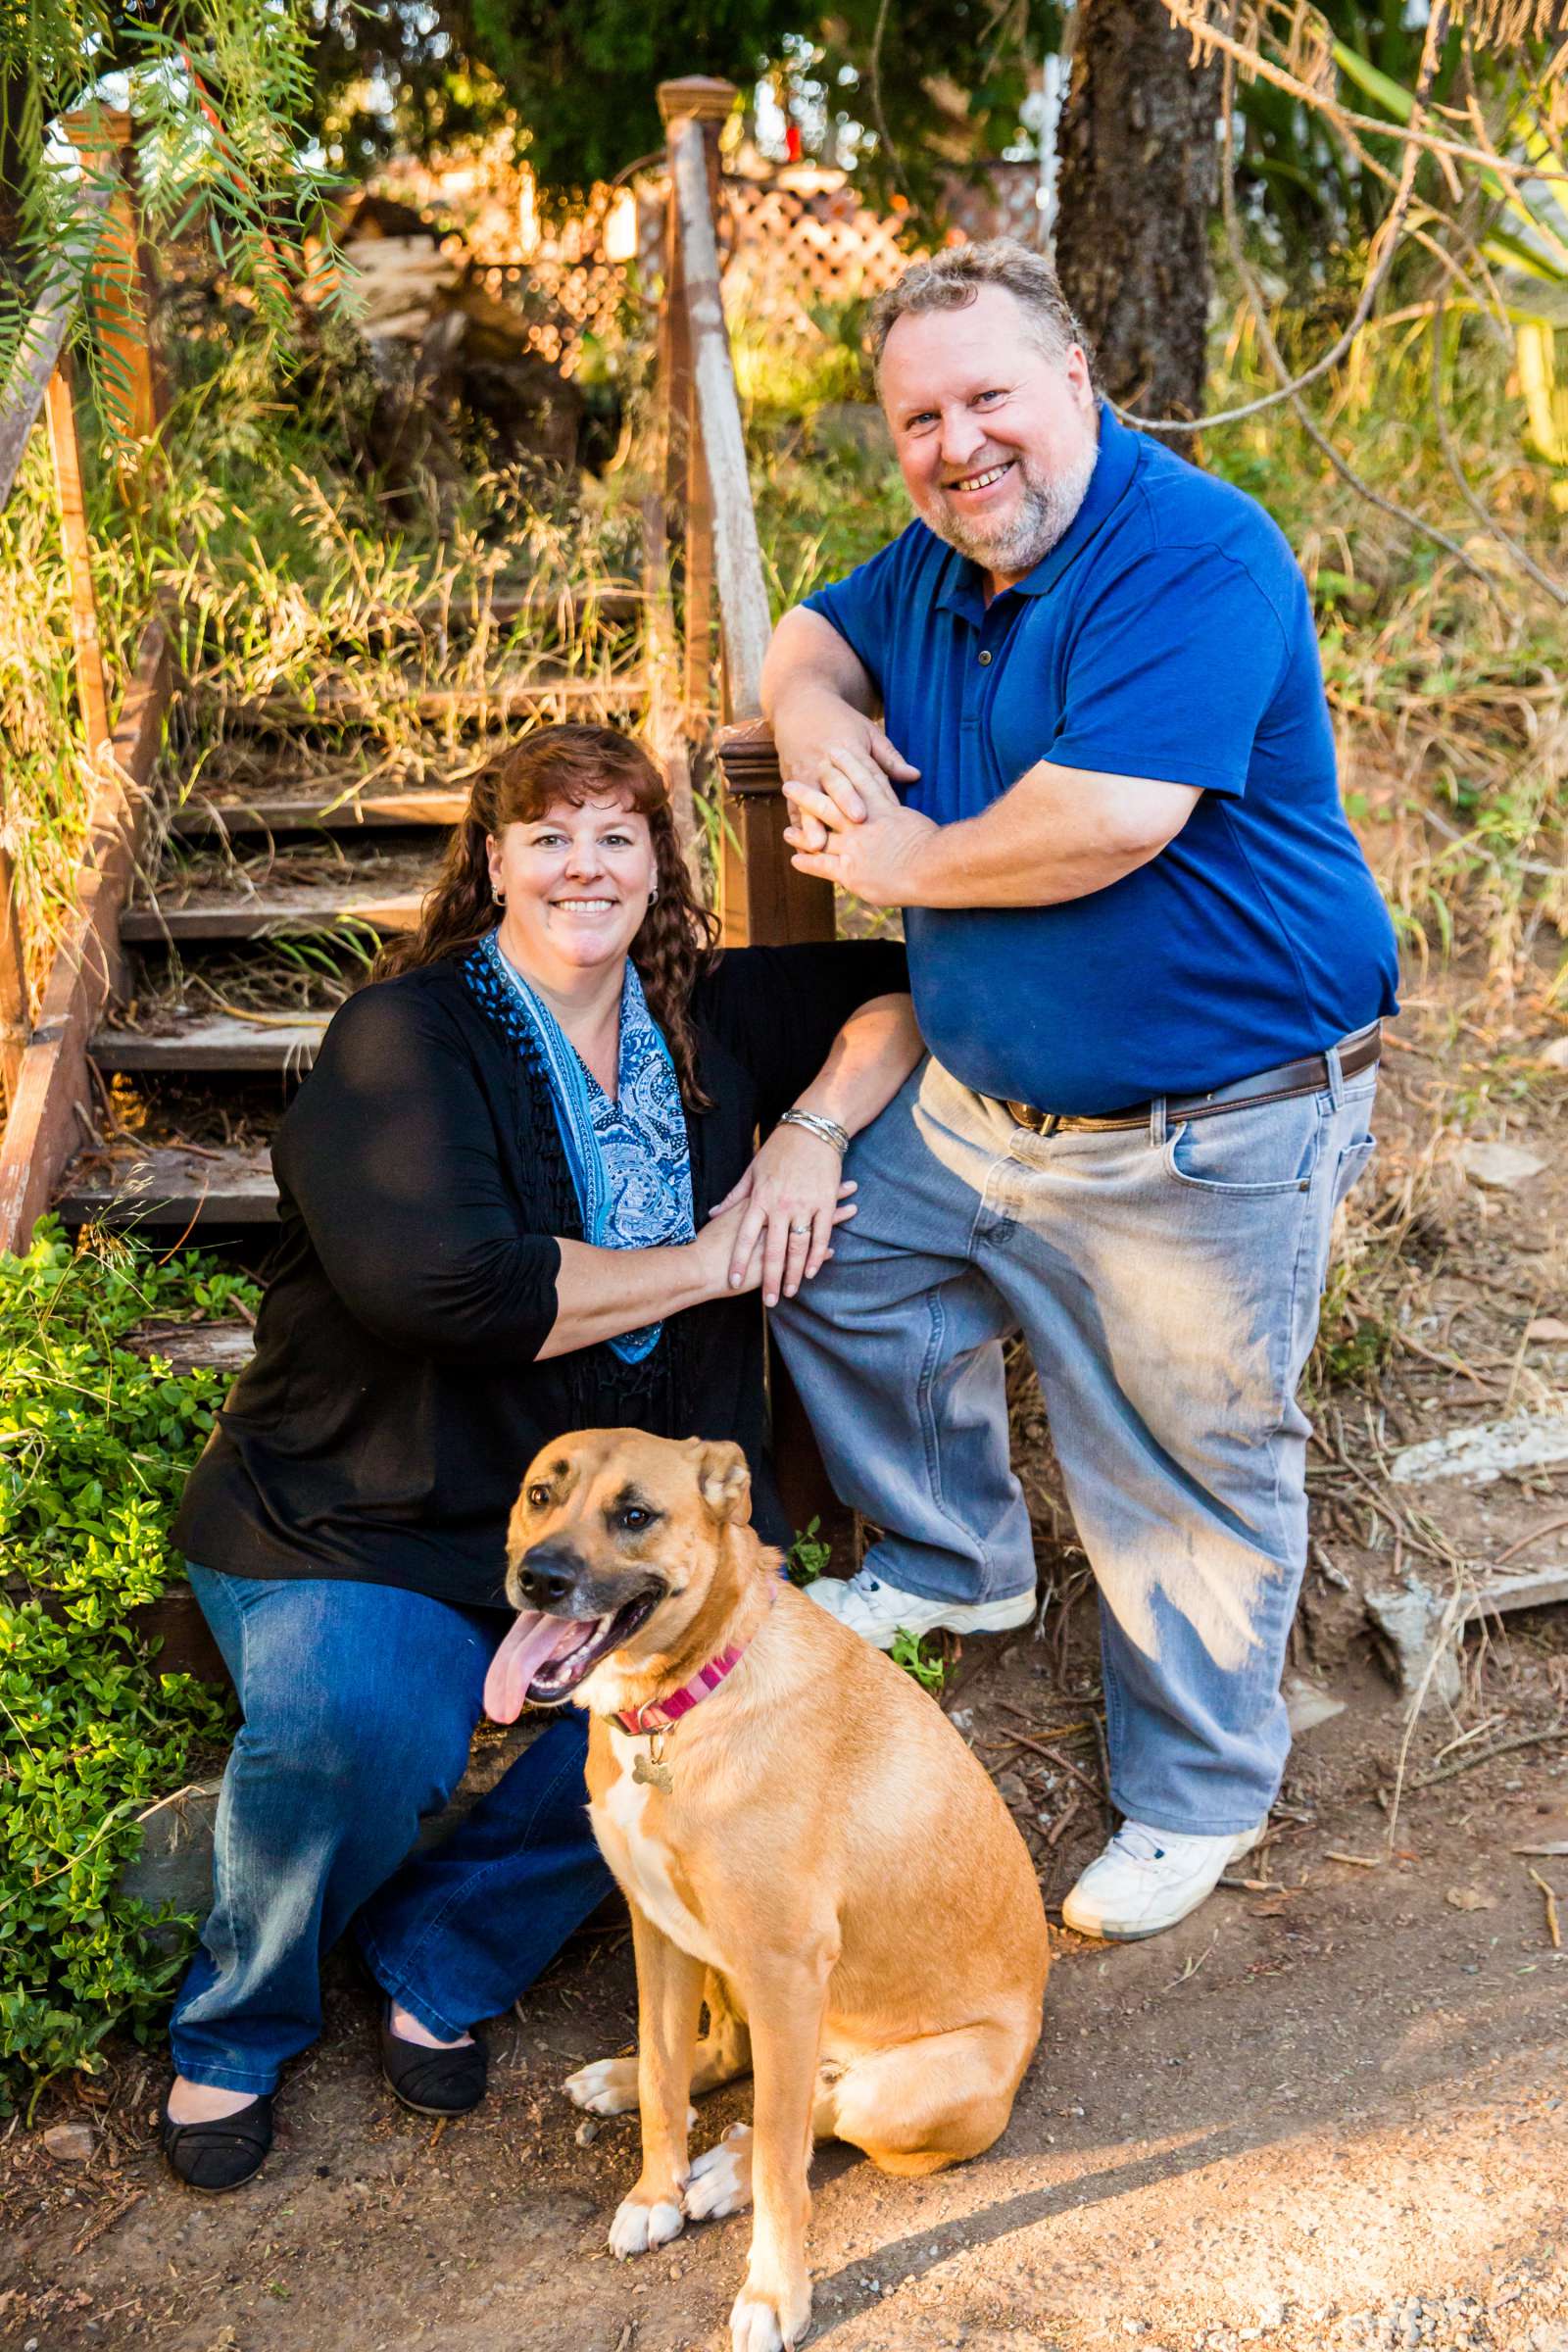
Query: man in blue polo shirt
762,241,1397,1942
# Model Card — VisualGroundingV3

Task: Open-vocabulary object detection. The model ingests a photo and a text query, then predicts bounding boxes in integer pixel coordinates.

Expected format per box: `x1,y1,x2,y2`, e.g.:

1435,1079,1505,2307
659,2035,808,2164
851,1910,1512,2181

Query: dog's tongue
483,1611,588,1723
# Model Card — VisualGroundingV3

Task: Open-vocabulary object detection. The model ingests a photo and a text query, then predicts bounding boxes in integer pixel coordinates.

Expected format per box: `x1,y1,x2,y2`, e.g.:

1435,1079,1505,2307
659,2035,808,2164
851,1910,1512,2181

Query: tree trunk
1053,0,1220,422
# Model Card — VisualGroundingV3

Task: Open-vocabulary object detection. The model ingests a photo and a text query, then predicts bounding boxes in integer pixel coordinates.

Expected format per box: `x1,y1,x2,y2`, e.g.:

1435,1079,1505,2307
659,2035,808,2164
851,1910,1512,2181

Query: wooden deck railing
0,110,172,1253
651,77,835,950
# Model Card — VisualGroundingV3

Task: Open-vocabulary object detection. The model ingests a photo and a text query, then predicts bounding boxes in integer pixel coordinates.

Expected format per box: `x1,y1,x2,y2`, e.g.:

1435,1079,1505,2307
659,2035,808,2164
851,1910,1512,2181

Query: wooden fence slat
0,616,171,1255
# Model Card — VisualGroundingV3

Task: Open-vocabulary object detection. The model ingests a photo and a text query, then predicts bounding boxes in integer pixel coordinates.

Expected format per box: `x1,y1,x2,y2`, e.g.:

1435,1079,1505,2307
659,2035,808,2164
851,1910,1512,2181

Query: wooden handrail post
666,108,769,720
61,108,167,476
658,81,731,739
656,78,737,868
46,350,114,777
0,839,28,1109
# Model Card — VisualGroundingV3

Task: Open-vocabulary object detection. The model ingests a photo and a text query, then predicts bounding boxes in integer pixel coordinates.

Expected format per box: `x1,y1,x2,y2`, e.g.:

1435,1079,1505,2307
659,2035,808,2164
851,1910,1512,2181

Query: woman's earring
648,887,659,905
492,884,506,907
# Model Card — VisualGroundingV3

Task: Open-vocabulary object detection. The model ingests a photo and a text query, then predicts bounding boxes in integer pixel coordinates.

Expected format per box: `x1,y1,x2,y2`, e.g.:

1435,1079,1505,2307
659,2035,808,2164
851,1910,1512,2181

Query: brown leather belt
1004,1022,1382,1138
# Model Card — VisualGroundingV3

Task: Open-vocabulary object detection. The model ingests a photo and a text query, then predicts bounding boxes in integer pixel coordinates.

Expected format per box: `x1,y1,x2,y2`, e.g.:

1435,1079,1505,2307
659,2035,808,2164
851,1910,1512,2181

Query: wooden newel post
656,77,736,859
713,720,835,948
61,109,167,464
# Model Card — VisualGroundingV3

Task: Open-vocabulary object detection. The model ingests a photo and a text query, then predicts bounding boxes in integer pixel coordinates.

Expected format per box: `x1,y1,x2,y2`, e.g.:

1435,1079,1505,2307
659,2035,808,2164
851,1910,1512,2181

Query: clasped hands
778,715,936,910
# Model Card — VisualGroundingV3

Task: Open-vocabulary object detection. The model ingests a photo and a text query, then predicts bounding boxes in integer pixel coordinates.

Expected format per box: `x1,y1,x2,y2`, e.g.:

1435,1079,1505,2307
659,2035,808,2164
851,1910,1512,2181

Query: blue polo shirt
803,405,1398,1114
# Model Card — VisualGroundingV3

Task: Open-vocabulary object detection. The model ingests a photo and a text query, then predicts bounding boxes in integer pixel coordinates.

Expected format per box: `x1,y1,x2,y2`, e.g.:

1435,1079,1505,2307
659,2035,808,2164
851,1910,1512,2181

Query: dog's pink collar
613,1637,750,1737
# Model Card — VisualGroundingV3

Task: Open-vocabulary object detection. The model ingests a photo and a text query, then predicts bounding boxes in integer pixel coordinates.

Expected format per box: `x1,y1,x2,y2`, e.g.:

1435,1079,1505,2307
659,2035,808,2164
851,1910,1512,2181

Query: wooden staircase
1,76,834,1272
57,646,652,1237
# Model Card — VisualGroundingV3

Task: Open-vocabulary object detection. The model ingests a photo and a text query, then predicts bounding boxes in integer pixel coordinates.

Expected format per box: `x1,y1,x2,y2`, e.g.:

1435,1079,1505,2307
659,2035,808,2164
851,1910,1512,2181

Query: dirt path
5,1643,1566,2352
7,994,1568,2352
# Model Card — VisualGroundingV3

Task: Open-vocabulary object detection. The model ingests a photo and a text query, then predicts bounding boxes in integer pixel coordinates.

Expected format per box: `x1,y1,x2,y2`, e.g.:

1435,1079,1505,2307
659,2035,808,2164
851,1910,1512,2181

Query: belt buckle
1006,1099,1058,1136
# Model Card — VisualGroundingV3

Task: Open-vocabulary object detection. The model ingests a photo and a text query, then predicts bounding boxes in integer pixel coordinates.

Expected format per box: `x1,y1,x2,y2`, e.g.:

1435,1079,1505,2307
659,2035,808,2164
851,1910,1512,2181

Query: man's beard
927,441,1099,575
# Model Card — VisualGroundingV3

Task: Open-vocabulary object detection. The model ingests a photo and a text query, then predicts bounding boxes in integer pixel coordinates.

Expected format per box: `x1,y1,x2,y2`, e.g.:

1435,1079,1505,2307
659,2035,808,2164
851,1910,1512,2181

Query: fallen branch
73,2188,145,2257
1404,1720,1566,1791
1527,1865,1561,1949
1494,1513,1568,1566
1001,1728,1106,1808
1044,1790,1082,1849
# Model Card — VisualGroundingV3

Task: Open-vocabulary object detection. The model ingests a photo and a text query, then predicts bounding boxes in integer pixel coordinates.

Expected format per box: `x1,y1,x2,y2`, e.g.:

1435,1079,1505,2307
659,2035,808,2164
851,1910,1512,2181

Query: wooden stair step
168,785,468,838
90,1013,330,1072
122,884,425,944
222,673,649,731
126,1318,258,1373
57,1143,279,1228
405,583,645,631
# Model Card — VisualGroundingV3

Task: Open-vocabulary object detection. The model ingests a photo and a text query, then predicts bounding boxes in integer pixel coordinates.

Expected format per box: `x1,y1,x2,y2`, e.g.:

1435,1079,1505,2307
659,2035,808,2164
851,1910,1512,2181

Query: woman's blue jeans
169,1565,612,2097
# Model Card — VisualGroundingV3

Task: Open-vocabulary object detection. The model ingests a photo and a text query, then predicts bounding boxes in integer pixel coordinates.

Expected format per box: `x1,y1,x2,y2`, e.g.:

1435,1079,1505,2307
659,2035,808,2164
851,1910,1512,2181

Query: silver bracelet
779,1107,850,1155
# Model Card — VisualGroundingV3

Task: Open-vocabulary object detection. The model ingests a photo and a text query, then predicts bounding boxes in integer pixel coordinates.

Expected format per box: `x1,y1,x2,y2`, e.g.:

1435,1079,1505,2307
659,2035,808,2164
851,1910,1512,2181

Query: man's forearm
903,762,1200,909
761,606,878,724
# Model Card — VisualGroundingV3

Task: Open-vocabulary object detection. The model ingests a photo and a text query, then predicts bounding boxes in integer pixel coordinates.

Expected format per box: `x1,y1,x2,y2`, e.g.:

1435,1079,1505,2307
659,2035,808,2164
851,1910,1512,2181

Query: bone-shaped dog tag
632,1749,673,1794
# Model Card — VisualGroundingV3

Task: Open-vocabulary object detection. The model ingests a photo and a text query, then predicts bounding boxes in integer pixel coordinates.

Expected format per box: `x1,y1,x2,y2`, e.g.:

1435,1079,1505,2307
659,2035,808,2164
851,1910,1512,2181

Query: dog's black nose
516,1544,583,1610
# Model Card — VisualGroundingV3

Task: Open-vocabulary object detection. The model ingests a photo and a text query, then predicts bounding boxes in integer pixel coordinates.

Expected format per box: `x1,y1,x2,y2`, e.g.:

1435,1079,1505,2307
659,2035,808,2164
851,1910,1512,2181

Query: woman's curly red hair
373,723,719,1108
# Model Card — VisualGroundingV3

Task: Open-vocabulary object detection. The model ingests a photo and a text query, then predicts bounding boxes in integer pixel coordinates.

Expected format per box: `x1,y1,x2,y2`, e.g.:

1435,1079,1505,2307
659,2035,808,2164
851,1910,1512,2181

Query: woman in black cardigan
162,723,917,2189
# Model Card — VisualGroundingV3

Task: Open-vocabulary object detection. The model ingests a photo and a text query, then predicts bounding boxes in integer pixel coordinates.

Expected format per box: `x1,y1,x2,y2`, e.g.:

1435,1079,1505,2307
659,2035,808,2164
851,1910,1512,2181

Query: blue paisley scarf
477,927,695,1363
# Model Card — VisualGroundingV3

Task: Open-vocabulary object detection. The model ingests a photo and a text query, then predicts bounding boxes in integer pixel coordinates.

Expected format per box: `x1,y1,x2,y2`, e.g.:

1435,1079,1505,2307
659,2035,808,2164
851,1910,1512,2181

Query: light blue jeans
771,1049,1378,1836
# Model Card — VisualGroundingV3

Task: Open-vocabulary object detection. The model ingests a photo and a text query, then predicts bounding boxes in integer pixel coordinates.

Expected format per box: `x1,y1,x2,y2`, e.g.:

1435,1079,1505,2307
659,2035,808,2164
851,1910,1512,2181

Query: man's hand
772,686,919,855
784,749,939,909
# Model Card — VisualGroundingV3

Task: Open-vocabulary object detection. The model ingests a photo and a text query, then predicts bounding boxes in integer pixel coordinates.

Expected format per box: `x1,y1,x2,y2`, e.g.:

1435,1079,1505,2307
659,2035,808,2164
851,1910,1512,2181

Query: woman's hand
709,1124,858,1309
686,1196,768,1301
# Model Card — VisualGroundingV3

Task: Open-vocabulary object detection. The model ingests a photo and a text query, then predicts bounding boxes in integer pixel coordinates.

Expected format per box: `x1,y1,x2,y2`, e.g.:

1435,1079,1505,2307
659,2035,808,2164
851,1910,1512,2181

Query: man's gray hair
868,240,1097,391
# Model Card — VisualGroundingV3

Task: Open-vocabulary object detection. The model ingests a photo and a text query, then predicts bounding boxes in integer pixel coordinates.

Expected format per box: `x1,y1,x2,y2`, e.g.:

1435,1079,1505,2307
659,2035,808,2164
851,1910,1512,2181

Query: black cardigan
173,941,907,1611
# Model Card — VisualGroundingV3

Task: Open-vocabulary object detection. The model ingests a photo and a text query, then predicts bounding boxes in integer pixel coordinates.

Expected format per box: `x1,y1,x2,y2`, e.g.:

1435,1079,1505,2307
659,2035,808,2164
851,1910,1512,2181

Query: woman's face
487,792,658,984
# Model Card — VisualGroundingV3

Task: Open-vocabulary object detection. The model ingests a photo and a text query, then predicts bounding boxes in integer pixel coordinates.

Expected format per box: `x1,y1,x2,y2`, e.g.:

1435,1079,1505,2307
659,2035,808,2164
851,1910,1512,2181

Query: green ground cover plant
0,1225,250,2115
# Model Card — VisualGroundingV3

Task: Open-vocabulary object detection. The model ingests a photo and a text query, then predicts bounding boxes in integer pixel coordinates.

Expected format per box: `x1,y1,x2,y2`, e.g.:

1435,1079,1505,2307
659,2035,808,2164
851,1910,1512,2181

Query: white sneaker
1060,1818,1265,1941
804,1566,1035,1651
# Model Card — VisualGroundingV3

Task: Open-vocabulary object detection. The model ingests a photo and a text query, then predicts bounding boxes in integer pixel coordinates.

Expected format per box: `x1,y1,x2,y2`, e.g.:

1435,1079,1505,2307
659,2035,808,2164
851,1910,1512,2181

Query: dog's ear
696,1442,752,1525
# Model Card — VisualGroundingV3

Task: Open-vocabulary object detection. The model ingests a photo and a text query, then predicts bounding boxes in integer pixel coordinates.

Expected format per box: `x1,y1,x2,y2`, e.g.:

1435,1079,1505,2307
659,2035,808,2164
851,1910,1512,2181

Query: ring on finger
788,1220,811,1237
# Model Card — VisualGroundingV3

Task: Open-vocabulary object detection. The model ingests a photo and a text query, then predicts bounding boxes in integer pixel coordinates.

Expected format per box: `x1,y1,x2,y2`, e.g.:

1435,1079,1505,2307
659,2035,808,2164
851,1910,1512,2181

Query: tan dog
484,1429,1049,2352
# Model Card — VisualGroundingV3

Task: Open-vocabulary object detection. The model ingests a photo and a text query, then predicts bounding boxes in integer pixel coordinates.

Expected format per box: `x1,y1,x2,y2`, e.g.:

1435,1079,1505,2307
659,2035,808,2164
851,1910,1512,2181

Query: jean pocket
1162,1097,1327,1198
1332,1135,1377,1211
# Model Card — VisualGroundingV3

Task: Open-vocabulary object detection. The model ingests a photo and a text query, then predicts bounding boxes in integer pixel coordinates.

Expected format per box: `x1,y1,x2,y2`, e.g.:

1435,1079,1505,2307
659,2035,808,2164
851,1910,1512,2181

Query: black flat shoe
160,2090,274,2193
379,2005,487,2117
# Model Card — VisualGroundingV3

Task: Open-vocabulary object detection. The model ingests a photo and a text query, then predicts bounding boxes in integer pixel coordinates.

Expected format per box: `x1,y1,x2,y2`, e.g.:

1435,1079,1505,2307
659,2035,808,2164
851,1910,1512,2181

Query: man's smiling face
879,283,1101,589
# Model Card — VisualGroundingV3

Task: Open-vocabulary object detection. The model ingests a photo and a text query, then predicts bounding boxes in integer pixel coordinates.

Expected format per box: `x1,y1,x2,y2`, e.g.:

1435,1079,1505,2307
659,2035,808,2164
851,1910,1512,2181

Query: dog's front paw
609,2188,685,2259
686,2124,754,2222
729,2276,811,2351
564,2055,639,2115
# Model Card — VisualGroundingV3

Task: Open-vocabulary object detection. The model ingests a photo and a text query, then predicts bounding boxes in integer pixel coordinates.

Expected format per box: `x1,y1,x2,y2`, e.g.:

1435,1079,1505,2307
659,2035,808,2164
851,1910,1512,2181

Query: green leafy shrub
889,1627,948,1692
0,1223,250,2115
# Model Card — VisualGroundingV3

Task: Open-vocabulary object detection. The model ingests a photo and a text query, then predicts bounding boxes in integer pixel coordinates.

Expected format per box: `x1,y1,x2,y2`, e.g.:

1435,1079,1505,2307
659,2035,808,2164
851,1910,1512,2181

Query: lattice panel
473,162,1047,368
720,181,914,331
